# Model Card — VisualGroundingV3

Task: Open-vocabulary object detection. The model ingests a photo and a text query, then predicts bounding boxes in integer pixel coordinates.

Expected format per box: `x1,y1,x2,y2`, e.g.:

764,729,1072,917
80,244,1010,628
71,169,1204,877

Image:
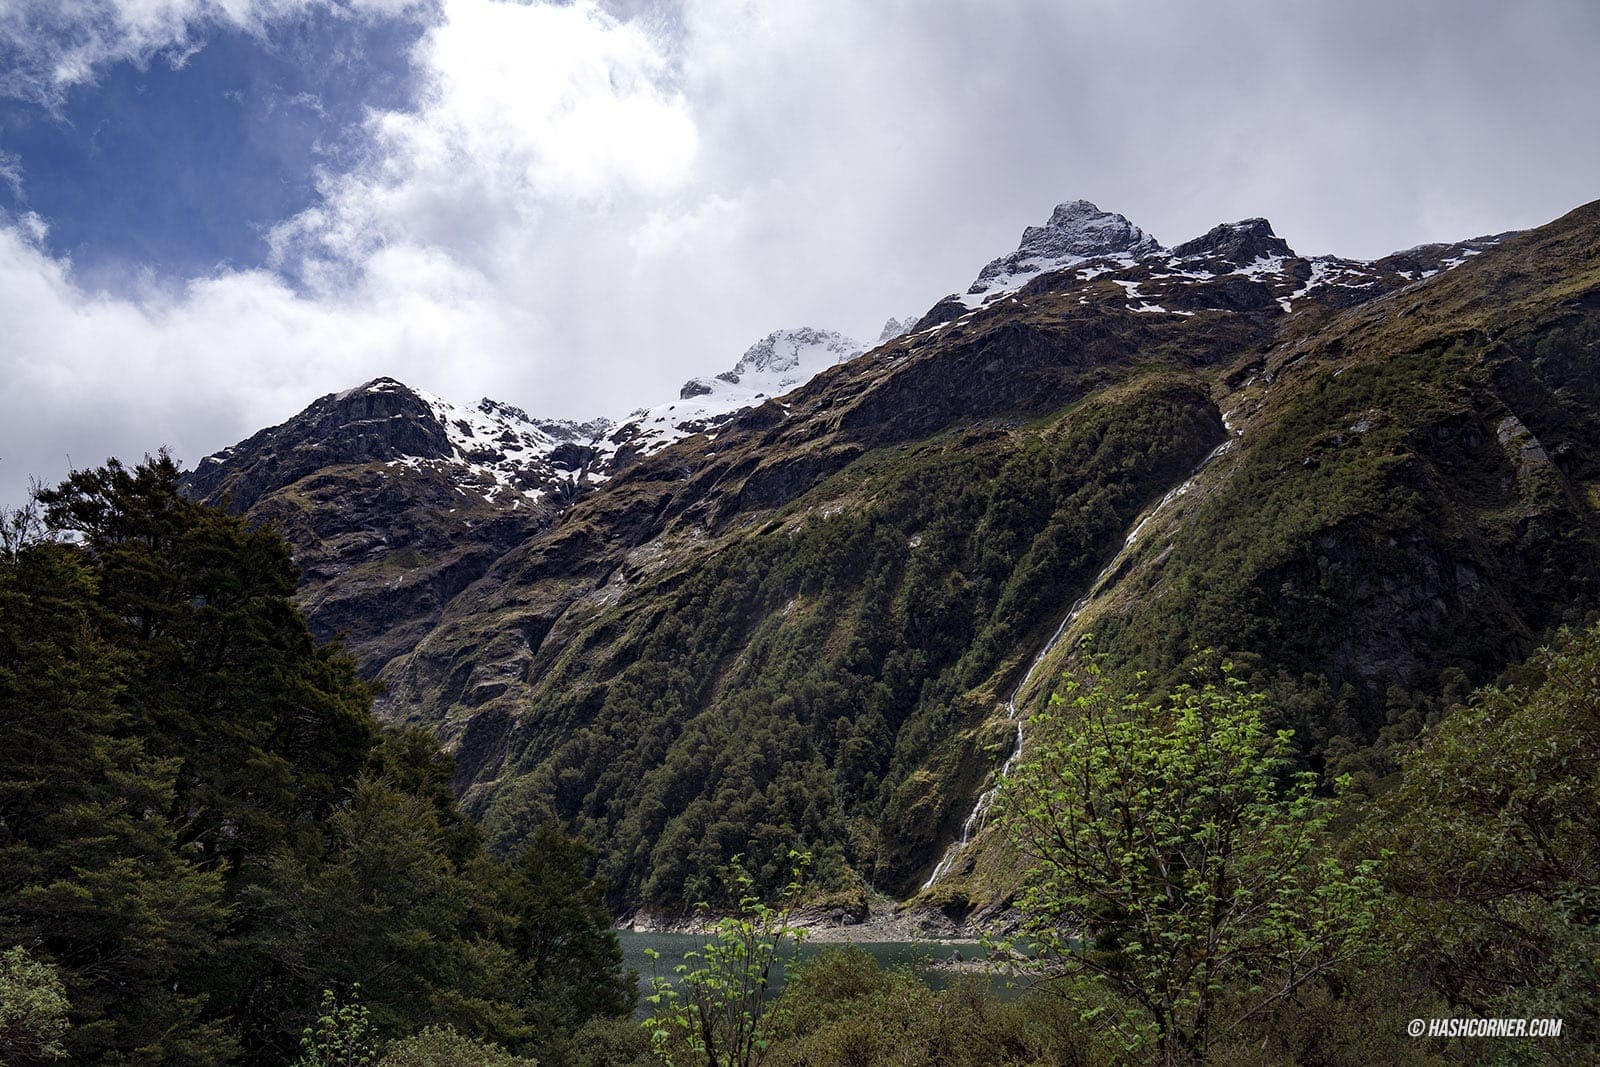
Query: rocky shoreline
617,897,1022,946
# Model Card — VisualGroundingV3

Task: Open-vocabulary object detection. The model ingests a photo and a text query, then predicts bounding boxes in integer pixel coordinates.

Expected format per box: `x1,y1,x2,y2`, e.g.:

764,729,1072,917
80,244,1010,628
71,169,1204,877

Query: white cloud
274,0,698,272
0,214,530,503
0,148,23,198
4,0,1600,510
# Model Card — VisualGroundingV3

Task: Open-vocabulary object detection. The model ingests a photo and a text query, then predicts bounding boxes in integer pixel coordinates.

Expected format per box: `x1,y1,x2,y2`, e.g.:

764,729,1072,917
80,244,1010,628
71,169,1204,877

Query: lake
616,930,1025,1020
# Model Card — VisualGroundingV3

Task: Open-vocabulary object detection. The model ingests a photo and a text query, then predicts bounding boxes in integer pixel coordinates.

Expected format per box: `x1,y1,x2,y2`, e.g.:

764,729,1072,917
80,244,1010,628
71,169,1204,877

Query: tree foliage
644,854,810,1067
0,480,234,1062
500,827,635,1039
0,456,631,1064
999,656,1383,1063
295,987,378,1067
378,1025,539,1067
0,945,71,1065
1370,621,1600,1034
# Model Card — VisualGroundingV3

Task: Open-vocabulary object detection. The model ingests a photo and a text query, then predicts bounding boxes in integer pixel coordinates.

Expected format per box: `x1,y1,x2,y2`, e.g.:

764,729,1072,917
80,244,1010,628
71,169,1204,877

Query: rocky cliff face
181,378,598,671
184,196,1600,914
182,329,862,673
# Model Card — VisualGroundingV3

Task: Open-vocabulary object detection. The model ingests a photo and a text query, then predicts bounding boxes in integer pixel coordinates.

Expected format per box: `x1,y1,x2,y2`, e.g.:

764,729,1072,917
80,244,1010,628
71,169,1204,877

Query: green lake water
616,930,1026,1020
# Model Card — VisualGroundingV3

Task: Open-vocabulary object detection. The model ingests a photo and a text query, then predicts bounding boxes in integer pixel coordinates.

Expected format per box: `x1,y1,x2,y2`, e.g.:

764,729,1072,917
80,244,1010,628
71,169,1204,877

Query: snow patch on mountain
608,327,868,456
961,200,1165,308
400,388,611,503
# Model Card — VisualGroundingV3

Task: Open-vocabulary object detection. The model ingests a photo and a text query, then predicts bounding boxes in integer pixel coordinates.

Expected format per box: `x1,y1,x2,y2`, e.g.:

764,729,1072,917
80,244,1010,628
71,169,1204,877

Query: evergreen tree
3,457,636,1062
0,531,233,1063
36,455,377,876
498,826,635,1043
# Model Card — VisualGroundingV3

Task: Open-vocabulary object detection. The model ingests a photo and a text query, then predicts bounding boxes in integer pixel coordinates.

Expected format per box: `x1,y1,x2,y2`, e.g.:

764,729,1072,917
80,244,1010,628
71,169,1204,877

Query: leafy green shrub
0,945,70,1065
1369,621,1600,1041
378,1025,537,1066
296,987,377,1067
763,947,1097,1066
644,854,809,1067
564,1016,654,1067
999,655,1384,1063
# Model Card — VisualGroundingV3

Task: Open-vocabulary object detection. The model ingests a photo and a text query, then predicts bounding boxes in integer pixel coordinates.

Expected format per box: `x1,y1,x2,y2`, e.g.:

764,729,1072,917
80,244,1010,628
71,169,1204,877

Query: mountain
186,198,1600,919
959,198,1163,308
182,327,865,672
181,379,600,672
602,326,869,461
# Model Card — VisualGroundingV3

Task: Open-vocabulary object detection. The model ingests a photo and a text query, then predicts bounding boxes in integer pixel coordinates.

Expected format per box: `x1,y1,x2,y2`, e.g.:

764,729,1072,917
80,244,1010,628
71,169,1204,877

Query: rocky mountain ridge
928,199,1503,326
182,324,880,666
182,196,1599,918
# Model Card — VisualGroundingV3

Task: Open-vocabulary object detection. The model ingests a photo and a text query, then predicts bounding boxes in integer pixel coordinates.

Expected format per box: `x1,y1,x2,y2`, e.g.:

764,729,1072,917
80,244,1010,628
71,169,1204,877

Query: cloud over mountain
4,0,1600,509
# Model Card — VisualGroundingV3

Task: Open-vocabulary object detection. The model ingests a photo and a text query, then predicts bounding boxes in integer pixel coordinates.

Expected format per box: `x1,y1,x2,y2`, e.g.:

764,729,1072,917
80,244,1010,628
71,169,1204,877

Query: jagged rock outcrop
959,199,1165,309
181,378,602,672
1170,218,1295,267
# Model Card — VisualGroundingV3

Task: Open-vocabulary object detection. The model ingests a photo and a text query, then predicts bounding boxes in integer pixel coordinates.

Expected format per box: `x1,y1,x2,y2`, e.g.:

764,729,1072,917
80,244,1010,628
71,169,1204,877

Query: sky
2,0,1599,508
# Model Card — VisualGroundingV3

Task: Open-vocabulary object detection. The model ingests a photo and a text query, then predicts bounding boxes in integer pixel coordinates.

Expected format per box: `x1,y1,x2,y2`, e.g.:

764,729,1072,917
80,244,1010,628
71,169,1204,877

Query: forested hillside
356,201,1600,913
7,199,1600,1064
0,459,633,1064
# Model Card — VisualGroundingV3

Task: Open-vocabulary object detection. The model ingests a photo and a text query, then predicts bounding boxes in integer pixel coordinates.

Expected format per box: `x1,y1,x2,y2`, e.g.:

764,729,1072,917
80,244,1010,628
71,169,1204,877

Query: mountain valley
183,197,1600,917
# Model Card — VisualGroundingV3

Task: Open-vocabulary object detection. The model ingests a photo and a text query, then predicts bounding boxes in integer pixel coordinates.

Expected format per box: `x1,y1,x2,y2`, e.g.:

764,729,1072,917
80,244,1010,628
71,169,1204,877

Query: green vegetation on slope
994,213,1600,800
0,458,632,1065
442,205,1600,918
474,378,1225,906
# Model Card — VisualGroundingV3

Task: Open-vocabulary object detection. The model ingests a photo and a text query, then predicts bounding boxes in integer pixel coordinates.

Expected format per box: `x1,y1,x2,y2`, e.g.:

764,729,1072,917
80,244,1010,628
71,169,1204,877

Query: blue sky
3,0,1600,509
0,5,426,282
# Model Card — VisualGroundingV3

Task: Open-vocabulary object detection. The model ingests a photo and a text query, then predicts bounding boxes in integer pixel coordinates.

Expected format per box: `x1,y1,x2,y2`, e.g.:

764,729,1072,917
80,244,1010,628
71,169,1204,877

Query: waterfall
920,433,1239,890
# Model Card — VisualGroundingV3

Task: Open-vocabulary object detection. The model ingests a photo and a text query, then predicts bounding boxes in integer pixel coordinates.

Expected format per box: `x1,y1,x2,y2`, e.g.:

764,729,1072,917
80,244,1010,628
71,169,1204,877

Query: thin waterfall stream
920,430,1240,890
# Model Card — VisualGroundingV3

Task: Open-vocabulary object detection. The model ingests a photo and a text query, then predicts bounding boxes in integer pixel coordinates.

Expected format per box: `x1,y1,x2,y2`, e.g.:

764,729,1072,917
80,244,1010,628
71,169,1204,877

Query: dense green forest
4,456,1595,1064
0,457,634,1065
640,625,1600,1066
472,377,1227,907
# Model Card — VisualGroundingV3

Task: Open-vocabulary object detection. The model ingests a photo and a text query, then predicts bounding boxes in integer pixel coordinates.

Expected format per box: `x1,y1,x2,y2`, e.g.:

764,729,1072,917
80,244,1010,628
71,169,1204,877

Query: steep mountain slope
187,198,1599,917
361,202,1586,911
926,202,1600,895
183,327,863,673
182,379,603,671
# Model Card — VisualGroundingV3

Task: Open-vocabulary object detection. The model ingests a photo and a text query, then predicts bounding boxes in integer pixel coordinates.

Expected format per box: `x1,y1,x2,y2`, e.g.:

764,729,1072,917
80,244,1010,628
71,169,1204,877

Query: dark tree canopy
1,456,631,1064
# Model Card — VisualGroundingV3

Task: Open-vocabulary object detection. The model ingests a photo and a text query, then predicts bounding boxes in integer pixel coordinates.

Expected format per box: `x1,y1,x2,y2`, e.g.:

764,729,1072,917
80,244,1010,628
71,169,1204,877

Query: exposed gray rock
963,200,1164,306
1171,218,1295,266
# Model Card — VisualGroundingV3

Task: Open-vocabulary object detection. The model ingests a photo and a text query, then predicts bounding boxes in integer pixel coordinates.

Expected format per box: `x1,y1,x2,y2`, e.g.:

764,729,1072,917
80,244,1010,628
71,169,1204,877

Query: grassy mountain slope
930,202,1600,903
1065,201,1600,728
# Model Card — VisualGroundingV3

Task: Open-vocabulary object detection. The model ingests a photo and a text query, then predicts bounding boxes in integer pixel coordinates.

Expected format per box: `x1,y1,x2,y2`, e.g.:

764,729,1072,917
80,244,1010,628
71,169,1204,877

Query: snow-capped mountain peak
714,327,866,390
1023,200,1163,259
877,315,919,342
317,381,609,507
1169,218,1294,267
614,326,869,458
963,200,1165,307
